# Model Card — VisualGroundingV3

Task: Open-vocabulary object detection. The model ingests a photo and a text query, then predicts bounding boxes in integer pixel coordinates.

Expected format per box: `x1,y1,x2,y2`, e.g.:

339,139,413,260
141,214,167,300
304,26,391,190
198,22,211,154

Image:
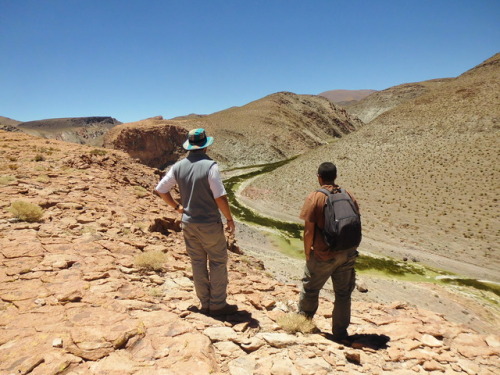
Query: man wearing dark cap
155,128,238,316
298,162,360,342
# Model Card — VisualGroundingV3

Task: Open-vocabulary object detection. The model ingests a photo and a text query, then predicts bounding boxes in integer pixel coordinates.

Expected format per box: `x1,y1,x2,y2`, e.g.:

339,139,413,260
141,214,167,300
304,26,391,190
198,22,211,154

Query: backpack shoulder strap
316,188,331,196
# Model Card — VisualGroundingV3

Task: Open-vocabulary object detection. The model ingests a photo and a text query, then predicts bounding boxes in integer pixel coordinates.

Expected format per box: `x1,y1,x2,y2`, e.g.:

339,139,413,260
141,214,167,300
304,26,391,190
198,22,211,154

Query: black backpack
318,188,362,251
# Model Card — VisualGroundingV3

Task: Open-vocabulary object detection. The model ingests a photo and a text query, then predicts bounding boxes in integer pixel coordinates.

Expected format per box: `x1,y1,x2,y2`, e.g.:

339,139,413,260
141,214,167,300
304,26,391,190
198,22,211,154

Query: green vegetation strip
224,158,303,238
440,278,500,297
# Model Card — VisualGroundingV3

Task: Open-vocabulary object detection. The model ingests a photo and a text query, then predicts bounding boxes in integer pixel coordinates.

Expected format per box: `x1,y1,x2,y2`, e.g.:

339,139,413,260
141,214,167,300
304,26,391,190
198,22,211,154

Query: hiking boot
187,305,209,315
209,303,238,316
331,332,351,345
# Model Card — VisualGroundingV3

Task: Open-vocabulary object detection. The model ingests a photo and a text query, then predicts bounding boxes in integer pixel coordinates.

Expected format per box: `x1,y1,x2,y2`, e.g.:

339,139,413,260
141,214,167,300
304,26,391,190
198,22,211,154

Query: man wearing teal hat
155,128,238,316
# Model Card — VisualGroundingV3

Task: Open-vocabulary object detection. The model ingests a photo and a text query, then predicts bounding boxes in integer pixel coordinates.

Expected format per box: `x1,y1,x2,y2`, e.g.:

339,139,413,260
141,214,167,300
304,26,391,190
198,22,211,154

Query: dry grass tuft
133,185,149,198
0,175,16,185
134,250,167,271
276,313,318,334
9,200,44,222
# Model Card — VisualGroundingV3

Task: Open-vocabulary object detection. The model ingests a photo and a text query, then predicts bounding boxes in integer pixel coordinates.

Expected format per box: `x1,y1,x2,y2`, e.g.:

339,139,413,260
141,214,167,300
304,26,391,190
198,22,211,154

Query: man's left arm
303,221,315,261
215,195,235,233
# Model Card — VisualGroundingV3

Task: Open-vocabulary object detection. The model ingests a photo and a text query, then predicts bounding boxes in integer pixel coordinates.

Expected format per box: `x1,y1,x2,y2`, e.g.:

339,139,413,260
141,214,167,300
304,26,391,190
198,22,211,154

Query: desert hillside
16,116,121,146
106,92,364,170
1,131,498,374
344,79,452,123
242,53,500,281
318,89,377,106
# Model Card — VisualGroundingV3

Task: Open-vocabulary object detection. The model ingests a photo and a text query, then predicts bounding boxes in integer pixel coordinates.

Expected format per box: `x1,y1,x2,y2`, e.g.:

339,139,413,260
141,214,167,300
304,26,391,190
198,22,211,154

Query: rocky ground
1,131,499,374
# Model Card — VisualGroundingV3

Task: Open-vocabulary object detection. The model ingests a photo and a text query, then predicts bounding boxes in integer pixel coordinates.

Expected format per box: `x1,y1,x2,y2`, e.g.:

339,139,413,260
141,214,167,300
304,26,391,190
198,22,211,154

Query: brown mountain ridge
105,92,364,170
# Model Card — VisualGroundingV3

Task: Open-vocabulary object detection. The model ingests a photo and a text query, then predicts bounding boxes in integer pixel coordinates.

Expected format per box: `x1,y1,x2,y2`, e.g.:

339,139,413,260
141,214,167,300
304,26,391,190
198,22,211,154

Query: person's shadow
211,309,260,328
322,332,390,350
188,306,260,329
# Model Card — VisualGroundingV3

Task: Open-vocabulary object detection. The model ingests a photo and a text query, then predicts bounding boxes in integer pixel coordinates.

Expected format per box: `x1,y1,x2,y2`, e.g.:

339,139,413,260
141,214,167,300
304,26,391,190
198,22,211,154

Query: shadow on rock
212,309,260,329
323,332,391,350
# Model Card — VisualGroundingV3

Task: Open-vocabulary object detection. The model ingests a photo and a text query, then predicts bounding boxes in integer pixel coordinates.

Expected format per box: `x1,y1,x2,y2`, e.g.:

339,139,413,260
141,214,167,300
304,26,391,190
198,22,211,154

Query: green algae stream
224,158,303,239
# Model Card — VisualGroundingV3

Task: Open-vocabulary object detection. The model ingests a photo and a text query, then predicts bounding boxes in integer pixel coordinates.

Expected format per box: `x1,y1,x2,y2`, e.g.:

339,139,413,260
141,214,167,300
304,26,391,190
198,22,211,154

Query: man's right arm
154,168,183,213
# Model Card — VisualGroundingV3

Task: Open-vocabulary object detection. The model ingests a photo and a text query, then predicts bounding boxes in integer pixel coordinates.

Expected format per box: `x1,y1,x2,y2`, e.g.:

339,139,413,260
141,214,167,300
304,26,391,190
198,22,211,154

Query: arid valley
0,53,499,374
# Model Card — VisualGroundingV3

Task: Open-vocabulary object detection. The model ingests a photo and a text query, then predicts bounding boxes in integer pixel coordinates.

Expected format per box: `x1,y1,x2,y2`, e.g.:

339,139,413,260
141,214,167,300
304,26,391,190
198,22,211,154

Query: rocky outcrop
1,131,499,374
103,117,188,169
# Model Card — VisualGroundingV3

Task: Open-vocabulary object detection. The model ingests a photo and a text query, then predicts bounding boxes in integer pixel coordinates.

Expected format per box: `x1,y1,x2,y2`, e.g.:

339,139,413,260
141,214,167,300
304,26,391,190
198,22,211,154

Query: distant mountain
318,89,376,106
244,53,500,281
0,116,21,127
105,92,364,169
17,116,121,146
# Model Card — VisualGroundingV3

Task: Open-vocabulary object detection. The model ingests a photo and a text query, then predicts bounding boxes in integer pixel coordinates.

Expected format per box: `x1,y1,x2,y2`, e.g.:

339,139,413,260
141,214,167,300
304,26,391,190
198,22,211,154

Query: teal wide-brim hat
183,128,214,150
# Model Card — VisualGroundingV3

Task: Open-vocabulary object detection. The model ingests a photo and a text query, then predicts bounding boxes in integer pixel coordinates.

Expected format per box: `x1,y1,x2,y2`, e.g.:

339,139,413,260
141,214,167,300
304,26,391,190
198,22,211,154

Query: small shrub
134,250,167,271
0,175,16,185
8,156,17,162
276,313,318,334
8,164,18,170
9,200,44,222
148,287,164,297
133,186,149,198
36,175,50,183
34,154,45,162
90,149,107,156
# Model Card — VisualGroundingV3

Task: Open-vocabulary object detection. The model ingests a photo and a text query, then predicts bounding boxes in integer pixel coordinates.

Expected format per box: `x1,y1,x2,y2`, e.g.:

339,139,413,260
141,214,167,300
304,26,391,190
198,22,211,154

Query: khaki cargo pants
182,221,228,311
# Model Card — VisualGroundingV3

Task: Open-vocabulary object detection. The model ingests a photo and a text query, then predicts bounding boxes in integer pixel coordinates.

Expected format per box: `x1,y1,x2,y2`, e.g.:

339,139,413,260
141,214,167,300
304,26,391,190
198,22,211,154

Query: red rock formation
104,117,188,169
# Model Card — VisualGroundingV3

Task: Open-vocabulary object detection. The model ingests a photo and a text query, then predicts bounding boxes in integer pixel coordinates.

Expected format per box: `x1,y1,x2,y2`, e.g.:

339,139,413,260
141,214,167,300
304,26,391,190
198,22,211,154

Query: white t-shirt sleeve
155,167,177,194
208,163,227,199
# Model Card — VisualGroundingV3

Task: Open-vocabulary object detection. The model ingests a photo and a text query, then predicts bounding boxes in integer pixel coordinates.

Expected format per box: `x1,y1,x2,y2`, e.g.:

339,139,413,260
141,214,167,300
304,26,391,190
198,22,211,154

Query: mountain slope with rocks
1,130,498,374
16,116,121,146
344,79,452,123
105,92,364,170
242,53,500,282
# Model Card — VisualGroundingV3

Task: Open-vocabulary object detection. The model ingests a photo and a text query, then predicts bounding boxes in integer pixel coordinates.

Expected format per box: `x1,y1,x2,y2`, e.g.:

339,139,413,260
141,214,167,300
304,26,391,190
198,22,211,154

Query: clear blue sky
1,0,498,123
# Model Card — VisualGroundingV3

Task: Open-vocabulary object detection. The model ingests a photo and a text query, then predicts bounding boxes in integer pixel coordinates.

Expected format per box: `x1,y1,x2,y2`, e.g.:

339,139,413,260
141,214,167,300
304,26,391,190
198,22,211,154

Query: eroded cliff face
103,117,188,169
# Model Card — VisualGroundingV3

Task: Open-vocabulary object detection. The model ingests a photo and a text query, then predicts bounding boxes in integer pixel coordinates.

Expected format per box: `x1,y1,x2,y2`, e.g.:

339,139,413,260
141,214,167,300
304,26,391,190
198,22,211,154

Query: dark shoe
298,311,314,320
187,305,209,315
331,332,352,345
209,303,238,316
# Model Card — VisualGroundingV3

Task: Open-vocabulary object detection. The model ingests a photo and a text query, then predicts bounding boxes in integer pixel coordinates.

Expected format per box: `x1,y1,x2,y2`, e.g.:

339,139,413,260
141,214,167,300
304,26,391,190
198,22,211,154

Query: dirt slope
1,131,498,374
243,53,500,282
